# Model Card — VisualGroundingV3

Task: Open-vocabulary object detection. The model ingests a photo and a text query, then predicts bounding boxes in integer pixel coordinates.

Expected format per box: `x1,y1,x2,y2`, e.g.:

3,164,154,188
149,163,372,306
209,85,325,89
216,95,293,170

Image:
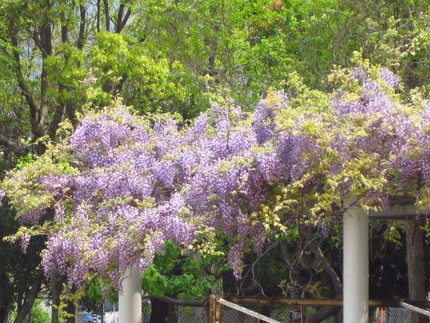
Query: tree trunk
304,228,342,323
9,27,42,138
77,5,86,50
103,0,110,32
50,269,61,323
0,273,12,323
150,299,169,323
96,0,101,32
39,21,53,128
13,275,42,323
406,219,427,323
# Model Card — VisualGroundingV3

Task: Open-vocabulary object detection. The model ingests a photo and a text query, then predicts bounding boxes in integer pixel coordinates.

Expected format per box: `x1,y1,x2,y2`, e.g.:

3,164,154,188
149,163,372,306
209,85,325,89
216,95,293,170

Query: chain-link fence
207,296,430,323
376,307,411,322
55,298,430,323
376,307,430,323
209,305,422,323
72,303,430,323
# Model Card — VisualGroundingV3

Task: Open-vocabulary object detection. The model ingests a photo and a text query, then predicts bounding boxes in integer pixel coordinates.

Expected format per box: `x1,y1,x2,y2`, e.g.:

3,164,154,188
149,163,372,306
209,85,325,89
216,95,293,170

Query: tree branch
13,274,42,323
142,295,204,307
103,0,110,32
38,21,53,128
118,8,132,33
0,134,28,156
9,27,43,138
303,227,342,323
77,4,86,50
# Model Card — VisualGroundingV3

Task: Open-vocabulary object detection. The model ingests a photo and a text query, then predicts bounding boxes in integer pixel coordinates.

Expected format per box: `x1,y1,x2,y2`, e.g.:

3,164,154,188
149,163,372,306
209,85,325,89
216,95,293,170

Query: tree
333,0,430,90
0,0,206,154
2,0,429,148
0,201,47,323
137,0,344,103
135,0,430,102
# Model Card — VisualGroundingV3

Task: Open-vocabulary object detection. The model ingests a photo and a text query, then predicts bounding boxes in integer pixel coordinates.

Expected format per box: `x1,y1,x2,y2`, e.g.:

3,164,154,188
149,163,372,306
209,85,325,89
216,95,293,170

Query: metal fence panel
75,302,430,322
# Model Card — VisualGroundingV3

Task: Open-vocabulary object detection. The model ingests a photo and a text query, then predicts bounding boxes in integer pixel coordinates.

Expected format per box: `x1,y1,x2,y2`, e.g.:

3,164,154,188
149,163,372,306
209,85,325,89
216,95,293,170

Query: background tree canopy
0,0,430,322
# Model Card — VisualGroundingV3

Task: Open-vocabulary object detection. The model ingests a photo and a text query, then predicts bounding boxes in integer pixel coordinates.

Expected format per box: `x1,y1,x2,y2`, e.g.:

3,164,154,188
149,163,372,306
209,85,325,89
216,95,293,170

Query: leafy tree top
1,62,430,291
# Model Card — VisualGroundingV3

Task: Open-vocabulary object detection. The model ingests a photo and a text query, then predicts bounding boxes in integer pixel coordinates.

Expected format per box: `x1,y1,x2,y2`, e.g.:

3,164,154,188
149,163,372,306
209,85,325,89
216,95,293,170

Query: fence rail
399,301,430,317
209,296,430,323
73,296,430,323
217,298,281,323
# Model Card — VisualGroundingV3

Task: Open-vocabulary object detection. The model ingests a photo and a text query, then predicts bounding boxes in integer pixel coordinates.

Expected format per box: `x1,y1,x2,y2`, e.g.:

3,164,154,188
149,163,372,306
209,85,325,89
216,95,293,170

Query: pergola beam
217,296,430,308
116,203,419,323
369,204,416,219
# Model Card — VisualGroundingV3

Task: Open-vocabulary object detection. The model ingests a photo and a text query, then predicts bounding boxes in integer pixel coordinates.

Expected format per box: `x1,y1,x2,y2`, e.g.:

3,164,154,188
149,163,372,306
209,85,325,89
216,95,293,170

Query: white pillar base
119,261,142,323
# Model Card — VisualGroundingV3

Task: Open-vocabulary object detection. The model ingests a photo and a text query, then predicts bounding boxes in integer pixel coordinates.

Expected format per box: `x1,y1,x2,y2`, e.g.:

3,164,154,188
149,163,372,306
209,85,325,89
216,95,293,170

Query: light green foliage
142,241,222,300
86,276,118,302
324,0,430,89
31,299,51,323
88,32,207,118
239,0,342,90
1,141,78,218
384,221,405,246
137,0,250,103
45,44,88,102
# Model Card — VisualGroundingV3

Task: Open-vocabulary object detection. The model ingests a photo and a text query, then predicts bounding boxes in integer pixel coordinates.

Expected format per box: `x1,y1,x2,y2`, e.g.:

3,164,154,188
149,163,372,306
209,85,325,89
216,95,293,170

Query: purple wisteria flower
380,68,401,88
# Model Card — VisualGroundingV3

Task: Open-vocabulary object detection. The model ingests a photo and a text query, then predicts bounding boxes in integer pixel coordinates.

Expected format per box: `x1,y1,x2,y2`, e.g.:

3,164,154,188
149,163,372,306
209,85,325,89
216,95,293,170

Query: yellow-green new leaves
1,141,78,221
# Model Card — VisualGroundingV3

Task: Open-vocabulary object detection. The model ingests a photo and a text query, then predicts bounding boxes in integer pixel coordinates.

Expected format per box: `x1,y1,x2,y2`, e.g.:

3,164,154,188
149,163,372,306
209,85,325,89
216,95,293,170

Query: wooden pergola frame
208,295,430,323
118,203,426,323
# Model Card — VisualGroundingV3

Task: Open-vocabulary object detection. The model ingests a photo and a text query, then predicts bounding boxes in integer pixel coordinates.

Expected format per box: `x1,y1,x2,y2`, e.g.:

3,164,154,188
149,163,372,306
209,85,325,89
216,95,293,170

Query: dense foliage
1,0,430,320
1,63,430,295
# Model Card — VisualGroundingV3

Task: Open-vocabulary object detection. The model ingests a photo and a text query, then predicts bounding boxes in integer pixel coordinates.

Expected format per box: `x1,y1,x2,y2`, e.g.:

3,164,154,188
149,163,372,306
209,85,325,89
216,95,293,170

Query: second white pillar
119,261,142,323
343,201,369,323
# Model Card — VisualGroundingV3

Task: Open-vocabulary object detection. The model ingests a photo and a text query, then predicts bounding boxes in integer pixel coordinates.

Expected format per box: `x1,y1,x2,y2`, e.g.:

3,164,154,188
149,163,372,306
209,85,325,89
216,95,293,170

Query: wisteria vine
1,65,430,290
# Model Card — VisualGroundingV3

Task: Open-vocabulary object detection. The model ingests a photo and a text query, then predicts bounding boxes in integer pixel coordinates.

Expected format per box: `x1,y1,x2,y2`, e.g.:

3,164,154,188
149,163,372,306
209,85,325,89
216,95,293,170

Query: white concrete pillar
343,200,369,323
119,261,142,323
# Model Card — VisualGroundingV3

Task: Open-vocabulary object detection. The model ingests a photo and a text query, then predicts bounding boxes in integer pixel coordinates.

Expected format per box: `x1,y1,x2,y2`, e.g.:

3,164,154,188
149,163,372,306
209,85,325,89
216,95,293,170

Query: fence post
209,295,222,323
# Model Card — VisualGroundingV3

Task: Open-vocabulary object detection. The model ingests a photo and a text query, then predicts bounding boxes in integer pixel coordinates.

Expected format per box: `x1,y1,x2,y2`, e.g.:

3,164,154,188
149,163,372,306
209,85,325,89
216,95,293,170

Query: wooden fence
208,296,430,323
